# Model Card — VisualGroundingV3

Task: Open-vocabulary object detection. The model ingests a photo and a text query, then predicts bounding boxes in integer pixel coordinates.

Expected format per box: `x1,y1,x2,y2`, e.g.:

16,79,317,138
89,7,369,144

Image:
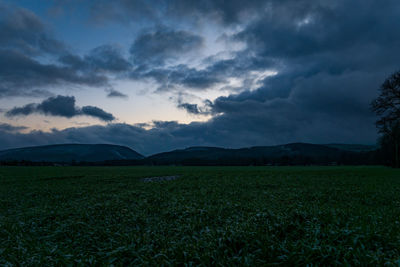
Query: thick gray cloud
86,45,131,72
0,3,96,97
0,114,376,155
59,45,131,73
89,0,161,24
37,95,77,117
89,0,270,25
134,64,222,92
5,104,36,117
0,49,108,98
0,123,27,133
130,27,203,66
107,89,128,98
3,0,400,151
177,103,202,115
6,95,115,121
124,0,399,149
129,52,271,93
177,99,213,115
80,106,115,122
0,2,66,55
0,4,132,98
129,49,277,93
0,122,232,155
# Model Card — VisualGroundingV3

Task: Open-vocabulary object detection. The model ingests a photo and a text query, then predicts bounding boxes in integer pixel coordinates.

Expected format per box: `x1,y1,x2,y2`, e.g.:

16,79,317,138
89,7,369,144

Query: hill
323,144,377,152
0,144,144,163
147,143,377,165
0,143,379,165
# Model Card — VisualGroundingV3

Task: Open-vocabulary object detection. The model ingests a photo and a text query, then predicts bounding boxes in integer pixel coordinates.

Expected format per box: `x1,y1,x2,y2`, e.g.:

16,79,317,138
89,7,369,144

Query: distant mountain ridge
0,144,144,162
147,143,378,165
323,144,377,152
0,142,378,165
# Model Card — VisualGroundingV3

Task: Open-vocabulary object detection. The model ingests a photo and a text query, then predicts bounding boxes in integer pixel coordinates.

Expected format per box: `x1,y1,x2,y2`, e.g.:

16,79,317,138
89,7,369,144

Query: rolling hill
0,143,378,165
0,144,144,162
323,144,377,152
147,143,377,165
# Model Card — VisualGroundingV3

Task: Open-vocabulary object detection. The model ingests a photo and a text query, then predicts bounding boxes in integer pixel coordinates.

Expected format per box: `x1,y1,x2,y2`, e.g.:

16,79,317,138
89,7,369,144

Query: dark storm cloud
146,0,399,147
177,99,213,115
0,122,225,155
130,54,270,92
6,95,115,121
89,0,269,25
186,0,399,147
80,106,115,121
3,0,400,151
137,65,222,91
0,112,377,155
90,0,161,24
37,95,77,117
86,45,131,72
130,26,203,66
0,3,129,98
58,45,132,74
0,49,108,98
177,103,202,114
0,2,66,55
0,123,27,132
5,103,37,117
106,89,128,98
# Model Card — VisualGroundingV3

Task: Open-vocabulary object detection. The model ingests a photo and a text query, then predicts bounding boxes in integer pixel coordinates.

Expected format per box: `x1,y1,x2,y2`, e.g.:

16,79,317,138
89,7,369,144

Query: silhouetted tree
371,71,400,167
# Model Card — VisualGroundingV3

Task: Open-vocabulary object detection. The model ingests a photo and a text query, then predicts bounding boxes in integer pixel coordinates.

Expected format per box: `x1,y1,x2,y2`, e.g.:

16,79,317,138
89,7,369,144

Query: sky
0,0,399,155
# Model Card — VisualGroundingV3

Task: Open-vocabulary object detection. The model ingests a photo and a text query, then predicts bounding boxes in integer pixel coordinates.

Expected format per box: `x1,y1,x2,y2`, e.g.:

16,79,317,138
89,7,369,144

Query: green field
1,166,400,265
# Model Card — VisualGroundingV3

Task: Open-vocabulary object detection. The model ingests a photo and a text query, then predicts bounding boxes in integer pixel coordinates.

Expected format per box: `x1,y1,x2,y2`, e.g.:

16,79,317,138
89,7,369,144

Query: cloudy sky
0,0,398,155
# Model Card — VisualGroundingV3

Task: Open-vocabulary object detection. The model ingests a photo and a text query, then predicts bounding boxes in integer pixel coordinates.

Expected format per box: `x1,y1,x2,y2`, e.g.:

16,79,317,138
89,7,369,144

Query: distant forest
0,149,384,166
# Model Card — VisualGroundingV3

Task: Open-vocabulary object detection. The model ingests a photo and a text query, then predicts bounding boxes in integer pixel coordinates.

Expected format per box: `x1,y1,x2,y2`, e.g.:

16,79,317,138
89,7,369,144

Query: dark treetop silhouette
371,71,400,167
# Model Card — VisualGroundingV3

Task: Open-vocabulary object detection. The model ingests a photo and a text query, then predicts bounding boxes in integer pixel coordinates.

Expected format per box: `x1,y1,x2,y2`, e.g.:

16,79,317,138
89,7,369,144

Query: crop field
1,166,400,265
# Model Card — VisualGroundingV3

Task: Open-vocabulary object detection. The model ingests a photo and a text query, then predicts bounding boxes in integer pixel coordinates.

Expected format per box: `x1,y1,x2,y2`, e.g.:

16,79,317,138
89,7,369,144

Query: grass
1,166,400,265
